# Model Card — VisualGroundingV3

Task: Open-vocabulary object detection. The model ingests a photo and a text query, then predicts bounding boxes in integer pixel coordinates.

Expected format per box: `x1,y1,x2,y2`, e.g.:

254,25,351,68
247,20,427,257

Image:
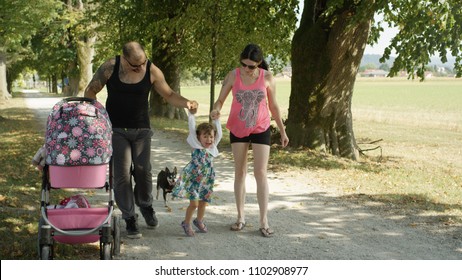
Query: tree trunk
209,35,217,117
51,74,58,94
286,1,373,160
68,67,80,97
0,53,10,100
76,36,95,96
149,35,187,120
208,2,220,118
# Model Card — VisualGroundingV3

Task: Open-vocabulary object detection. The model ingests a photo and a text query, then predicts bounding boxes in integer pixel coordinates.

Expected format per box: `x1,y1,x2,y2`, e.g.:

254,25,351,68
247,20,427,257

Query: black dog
156,167,177,207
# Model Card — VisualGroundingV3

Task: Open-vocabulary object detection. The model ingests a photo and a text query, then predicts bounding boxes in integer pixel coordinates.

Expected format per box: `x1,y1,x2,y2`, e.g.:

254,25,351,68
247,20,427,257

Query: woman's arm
266,71,289,147
210,70,235,120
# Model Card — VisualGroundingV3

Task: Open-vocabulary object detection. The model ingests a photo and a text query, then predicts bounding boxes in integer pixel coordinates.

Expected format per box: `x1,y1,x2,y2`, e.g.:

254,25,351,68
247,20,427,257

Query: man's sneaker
140,205,159,228
125,216,142,239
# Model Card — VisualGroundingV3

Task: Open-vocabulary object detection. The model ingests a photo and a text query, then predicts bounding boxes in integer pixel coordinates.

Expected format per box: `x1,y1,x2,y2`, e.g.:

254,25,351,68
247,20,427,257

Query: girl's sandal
259,228,274,238
230,222,246,231
181,221,195,237
193,219,208,233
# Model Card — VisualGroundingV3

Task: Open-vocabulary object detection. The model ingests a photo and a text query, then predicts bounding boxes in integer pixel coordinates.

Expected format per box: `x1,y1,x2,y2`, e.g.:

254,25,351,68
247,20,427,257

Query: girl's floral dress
172,113,222,203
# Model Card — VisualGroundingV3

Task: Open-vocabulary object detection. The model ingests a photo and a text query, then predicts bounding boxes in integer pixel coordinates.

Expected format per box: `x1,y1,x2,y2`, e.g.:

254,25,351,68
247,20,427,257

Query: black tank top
106,55,152,128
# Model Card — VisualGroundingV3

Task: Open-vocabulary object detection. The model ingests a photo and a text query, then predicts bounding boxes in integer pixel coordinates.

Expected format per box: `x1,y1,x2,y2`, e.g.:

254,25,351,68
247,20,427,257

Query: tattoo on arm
86,61,113,95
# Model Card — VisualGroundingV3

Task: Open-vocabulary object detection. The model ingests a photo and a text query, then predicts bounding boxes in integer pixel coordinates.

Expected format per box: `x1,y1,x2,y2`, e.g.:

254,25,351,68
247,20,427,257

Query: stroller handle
63,97,96,103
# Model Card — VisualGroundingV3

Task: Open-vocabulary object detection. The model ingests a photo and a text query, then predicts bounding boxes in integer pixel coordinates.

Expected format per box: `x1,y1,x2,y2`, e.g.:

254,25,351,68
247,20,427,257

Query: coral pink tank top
226,68,270,138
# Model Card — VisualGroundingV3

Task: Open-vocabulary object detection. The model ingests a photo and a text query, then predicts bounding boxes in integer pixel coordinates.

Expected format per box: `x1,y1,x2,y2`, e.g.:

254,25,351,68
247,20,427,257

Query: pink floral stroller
38,97,120,260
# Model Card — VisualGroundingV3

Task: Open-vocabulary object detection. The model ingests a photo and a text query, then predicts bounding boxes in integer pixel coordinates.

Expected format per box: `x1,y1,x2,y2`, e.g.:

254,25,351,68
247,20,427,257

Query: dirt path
25,93,461,260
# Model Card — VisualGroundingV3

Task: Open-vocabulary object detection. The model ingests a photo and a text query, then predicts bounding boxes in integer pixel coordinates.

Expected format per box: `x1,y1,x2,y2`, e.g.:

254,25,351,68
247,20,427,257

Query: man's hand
187,100,198,114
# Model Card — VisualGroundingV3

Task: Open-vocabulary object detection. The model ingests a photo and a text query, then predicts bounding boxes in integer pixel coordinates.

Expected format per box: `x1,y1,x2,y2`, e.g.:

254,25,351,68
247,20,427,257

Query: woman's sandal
259,228,274,238
193,219,208,233
181,221,195,237
230,222,246,231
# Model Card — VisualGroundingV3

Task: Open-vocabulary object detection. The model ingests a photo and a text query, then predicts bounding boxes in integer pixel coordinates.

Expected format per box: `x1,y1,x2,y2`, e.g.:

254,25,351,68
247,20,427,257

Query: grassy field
1,77,461,259
180,77,462,228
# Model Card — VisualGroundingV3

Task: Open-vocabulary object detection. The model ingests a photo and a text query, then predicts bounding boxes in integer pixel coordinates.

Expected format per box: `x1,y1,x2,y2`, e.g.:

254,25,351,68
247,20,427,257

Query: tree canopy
286,0,462,160
2,0,462,160
89,0,298,117
0,0,61,98
370,0,462,79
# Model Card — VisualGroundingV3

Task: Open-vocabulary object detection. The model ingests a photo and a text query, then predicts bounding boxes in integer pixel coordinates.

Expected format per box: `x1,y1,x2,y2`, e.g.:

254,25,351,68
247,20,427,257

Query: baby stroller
38,97,120,260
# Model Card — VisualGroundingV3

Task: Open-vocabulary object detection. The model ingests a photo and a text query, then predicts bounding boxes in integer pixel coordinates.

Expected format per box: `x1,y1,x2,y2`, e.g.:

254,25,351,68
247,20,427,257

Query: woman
210,44,289,237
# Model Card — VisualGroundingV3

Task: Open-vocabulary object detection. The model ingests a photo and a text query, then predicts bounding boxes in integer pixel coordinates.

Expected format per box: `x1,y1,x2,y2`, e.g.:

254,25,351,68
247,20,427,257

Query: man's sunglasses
124,56,147,68
240,61,258,70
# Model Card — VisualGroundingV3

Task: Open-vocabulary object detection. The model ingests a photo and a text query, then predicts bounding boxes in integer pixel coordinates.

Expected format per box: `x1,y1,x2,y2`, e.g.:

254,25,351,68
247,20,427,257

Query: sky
364,27,398,55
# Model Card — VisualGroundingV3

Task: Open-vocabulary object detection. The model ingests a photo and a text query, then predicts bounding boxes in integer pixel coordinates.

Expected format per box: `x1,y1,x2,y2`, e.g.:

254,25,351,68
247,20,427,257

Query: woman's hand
210,109,221,120
280,132,289,148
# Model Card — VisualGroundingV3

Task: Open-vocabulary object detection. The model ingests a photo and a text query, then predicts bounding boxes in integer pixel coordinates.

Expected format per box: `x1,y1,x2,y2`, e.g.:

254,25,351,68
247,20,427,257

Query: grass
180,77,462,228
0,95,45,259
1,77,461,259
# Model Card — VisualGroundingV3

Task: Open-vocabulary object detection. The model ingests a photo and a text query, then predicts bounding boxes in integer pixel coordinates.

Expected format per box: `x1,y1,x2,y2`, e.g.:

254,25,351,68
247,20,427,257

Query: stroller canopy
45,97,112,166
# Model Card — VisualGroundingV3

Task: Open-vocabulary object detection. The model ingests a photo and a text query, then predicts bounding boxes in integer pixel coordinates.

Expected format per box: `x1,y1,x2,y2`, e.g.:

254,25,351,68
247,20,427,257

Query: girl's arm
186,112,203,149
213,118,223,145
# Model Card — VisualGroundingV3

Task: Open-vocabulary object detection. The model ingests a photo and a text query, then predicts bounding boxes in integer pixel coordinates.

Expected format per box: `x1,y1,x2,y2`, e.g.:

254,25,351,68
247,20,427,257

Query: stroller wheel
101,243,112,260
112,215,121,256
38,217,54,260
40,245,52,260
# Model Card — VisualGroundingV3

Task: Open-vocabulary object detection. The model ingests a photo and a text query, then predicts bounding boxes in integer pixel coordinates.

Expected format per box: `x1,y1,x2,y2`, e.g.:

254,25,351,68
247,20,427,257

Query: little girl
172,111,222,237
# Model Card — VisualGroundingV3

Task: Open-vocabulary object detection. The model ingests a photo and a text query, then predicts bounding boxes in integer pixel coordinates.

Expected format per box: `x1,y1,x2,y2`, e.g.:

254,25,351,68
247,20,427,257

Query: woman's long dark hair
240,44,269,70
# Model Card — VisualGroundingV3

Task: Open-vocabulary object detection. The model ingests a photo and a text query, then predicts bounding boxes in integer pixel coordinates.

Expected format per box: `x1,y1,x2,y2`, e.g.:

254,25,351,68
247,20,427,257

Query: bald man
84,41,198,239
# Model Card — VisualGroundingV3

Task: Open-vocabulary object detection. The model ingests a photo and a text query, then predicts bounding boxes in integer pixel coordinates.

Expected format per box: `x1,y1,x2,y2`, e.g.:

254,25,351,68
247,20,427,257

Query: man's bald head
122,41,146,61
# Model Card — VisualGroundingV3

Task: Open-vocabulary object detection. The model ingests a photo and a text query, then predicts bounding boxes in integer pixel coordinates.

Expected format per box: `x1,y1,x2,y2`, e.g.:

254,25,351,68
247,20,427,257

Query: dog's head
164,167,177,186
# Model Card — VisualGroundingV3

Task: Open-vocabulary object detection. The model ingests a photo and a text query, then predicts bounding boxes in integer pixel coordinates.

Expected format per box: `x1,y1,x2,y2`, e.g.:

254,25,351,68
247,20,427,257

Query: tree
29,2,79,95
287,0,462,160
57,0,98,96
151,0,297,120
90,0,298,120
0,0,60,99
89,0,190,119
379,63,390,71
73,0,97,96
183,0,298,114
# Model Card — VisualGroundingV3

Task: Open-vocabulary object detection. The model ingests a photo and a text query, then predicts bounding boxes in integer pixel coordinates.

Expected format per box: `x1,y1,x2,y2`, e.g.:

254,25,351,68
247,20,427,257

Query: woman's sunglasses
240,61,258,70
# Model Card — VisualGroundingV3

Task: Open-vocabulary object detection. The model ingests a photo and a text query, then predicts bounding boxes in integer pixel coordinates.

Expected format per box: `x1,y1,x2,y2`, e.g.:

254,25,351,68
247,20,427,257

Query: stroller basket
43,207,113,244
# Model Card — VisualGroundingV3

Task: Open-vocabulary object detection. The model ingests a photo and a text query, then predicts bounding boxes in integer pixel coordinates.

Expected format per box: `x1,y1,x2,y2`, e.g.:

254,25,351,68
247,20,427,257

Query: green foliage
372,0,462,79
319,0,462,80
0,0,61,59
2,0,99,90
379,63,390,71
90,0,298,79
